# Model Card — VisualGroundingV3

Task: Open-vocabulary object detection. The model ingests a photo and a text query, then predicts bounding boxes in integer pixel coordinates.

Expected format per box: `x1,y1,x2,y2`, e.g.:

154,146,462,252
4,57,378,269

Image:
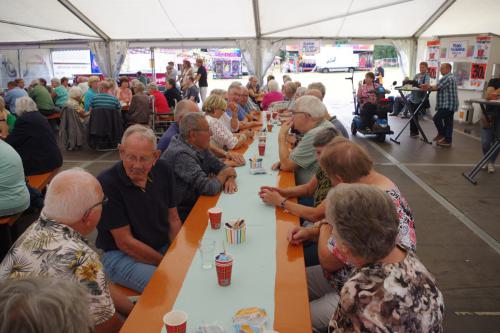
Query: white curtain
238,39,283,85
89,41,128,78
392,39,417,79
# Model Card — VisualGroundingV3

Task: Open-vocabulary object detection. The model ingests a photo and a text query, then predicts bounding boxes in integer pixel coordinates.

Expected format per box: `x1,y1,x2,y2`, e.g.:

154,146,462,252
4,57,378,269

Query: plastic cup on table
272,111,278,120
258,142,266,156
266,111,271,121
215,253,234,287
207,207,222,229
163,310,188,333
267,123,273,132
198,238,215,270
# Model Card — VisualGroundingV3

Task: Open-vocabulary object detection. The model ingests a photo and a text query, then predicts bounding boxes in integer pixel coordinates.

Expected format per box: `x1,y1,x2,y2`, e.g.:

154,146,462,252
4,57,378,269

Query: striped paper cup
225,224,246,245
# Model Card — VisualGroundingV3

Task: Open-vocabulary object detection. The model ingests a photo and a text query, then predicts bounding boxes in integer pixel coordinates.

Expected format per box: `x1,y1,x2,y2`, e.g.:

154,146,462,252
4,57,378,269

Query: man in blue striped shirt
89,81,121,112
422,63,459,147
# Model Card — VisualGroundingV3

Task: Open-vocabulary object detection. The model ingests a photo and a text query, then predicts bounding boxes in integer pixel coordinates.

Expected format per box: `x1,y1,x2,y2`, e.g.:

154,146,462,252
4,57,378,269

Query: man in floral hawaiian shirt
0,168,131,333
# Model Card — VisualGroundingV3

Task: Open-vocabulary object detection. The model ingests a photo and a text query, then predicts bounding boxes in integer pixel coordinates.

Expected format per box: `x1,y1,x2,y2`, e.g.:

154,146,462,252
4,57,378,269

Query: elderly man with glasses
96,125,182,293
274,95,334,186
0,168,133,333
161,112,238,221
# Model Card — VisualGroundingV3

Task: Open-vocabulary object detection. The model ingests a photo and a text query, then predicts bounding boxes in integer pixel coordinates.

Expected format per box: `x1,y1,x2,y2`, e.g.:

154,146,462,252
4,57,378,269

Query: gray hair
134,82,145,92
51,78,61,86
15,96,38,116
313,127,341,147
295,95,328,119
174,99,198,123
147,83,158,91
267,79,279,92
283,81,297,95
0,278,93,333
180,112,205,139
121,124,157,149
210,89,226,97
295,86,307,97
42,168,102,224
68,87,82,100
325,183,399,262
307,82,326,98
228,82,242,92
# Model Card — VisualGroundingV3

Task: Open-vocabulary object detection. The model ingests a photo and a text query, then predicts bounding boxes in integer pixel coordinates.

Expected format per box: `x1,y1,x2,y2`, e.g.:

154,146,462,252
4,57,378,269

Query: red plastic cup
208,207,222,229
266,112,271,121
215,255,233,287
258,143,266,156
163,311,188,333
267,123,273,132
272,111,278,119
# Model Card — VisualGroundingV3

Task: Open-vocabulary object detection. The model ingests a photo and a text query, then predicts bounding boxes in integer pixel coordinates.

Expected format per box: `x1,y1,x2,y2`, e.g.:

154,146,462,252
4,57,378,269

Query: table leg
390,91,413,144
463,139,500,185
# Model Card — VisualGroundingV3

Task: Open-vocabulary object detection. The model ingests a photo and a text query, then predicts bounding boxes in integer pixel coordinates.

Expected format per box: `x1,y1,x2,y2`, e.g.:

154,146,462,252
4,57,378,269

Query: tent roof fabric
0,0,497,44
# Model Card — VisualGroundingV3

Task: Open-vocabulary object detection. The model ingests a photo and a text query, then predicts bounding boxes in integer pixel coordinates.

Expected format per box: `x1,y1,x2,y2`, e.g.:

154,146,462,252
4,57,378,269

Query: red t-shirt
151,90,171,114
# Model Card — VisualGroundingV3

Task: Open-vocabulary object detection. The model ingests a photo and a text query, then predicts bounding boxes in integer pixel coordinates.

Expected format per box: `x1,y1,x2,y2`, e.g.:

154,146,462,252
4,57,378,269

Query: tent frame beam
413,0,456,38
57,0,110,41
0,19,98,39
261,0,414,37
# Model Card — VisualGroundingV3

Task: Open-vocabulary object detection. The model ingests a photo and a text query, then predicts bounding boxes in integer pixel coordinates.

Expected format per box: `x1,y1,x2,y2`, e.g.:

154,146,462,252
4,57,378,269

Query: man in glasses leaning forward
0,168,133,333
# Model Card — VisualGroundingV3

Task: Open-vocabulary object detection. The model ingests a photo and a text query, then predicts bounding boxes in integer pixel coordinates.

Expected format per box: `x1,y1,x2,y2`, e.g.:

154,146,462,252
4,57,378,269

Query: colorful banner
474,36,491,62
426,40,440,80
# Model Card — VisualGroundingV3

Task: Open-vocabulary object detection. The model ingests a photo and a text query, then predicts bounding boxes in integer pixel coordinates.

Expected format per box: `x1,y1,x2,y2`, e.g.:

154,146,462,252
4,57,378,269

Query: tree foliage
373,45,397,60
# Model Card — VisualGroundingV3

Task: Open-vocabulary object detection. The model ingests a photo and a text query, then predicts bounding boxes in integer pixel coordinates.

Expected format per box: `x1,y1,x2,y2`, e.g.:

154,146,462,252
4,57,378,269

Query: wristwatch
279,198,287,209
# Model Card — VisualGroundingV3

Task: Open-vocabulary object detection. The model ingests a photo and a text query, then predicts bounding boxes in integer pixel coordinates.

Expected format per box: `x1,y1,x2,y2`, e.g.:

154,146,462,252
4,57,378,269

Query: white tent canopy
1,0,499,80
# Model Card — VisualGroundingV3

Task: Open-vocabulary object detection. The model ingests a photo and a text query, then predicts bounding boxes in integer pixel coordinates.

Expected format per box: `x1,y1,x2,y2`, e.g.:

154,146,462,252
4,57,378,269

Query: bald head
42,168,103,225
305,89,323,101
174,100,199,123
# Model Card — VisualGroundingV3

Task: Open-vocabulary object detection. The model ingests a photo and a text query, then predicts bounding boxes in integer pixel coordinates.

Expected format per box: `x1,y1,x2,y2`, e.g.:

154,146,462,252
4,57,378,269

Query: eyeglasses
82,196,108,219
291,111,306,116
123,154,155,164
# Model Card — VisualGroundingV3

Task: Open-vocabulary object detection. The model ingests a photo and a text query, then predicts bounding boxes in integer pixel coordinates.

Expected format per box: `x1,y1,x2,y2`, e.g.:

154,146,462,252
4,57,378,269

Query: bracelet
313,220,330,228
279,198,287,209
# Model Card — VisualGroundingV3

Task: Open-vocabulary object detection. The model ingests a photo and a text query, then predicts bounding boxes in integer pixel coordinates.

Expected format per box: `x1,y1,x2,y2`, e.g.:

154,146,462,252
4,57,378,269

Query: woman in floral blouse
325,183,444,332
203,94,248,150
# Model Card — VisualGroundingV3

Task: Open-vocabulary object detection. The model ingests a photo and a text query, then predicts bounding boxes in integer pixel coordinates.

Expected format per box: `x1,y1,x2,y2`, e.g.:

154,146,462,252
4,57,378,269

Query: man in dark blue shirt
96,125,181,293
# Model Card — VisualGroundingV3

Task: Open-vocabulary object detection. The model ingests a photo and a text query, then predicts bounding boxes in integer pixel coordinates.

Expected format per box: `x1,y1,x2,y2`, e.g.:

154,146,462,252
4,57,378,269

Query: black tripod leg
390,91,413,144
463,140,500,184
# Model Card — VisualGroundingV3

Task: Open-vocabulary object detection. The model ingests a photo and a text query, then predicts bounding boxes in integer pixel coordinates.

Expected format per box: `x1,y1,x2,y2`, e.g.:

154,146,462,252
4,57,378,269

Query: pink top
116,87,132,104
261,91,284,111
357,82,380,107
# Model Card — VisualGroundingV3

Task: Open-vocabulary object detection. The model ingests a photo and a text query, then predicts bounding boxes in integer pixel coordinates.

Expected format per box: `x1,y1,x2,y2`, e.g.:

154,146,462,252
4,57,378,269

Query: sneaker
410,133,419,138
487,162,496,173
436,140,451,147
433,135,444,142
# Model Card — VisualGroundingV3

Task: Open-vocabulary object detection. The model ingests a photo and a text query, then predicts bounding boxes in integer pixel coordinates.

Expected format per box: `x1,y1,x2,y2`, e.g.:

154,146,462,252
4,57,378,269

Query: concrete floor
5,70,500,332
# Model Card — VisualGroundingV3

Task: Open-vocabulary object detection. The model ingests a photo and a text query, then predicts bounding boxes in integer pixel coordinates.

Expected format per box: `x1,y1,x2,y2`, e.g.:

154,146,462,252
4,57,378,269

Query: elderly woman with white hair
261,79,284,111
125,82,151,126
6,96,62,175
50,77,68,108
60,87,87,150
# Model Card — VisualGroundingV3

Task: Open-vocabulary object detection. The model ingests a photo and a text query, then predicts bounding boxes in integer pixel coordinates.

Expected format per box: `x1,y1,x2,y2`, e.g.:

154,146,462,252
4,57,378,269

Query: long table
121,121,311,332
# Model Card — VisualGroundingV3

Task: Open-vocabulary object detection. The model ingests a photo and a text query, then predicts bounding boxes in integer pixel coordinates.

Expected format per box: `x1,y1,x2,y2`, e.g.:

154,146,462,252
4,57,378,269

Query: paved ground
7,69,500,332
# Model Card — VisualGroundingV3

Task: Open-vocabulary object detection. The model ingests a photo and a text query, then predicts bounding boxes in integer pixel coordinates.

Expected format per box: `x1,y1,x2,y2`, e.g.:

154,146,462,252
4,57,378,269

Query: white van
315,47,359,73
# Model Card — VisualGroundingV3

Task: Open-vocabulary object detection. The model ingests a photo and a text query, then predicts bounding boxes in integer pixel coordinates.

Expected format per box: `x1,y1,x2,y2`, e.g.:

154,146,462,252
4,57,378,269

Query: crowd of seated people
0,74,445,333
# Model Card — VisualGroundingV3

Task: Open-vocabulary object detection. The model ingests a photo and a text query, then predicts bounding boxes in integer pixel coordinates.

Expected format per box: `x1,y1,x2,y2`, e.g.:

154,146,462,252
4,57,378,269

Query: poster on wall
474,36,491,62
470,63,487,89
0,50,20,90
452,62,471,88
449,41,468,59
426,40,440,81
